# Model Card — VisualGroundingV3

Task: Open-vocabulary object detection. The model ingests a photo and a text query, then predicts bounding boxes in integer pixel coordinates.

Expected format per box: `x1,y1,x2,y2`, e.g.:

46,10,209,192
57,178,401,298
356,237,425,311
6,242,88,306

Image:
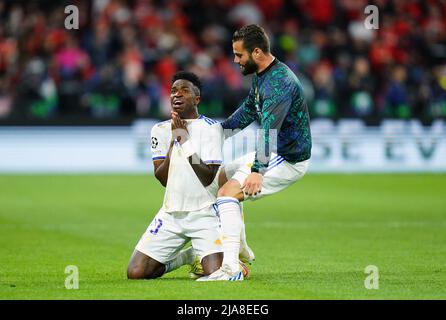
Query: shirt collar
257,57,278,77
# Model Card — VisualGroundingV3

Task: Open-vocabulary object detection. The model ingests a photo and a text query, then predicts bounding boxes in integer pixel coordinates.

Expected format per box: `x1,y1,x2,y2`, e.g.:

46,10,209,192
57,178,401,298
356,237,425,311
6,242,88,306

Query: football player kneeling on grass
127,72,252,280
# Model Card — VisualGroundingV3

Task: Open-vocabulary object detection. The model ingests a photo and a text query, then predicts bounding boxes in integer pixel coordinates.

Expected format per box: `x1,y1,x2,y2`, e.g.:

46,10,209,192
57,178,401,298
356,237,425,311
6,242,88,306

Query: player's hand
171,111,189,144
242,172,263,197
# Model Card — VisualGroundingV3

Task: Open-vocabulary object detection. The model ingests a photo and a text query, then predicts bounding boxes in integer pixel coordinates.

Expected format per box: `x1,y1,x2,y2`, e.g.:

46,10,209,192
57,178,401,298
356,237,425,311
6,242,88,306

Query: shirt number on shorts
148,218,163,235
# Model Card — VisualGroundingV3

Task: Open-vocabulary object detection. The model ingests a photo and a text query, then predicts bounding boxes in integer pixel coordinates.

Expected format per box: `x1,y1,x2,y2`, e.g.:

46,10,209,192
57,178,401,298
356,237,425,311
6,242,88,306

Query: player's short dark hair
232,24,270,54
172,71,201,96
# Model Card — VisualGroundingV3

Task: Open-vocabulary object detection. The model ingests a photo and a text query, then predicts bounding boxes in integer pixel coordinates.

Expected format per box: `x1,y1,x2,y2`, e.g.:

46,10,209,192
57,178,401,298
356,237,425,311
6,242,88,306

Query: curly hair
172,71,202,95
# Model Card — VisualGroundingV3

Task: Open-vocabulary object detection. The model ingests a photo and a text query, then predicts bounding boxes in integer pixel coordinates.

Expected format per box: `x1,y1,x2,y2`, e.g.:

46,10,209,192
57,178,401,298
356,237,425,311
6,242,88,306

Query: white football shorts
223,152,309,201
135,205,222,264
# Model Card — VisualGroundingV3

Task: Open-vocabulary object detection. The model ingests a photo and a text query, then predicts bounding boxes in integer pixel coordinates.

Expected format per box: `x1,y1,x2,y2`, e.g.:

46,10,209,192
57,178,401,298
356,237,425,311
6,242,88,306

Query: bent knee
127,264,162,280
127,265,146,279
217,180,242,198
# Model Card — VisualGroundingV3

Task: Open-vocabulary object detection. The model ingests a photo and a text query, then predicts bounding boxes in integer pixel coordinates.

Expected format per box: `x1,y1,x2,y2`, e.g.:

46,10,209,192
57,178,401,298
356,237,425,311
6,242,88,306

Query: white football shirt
150,115,223,212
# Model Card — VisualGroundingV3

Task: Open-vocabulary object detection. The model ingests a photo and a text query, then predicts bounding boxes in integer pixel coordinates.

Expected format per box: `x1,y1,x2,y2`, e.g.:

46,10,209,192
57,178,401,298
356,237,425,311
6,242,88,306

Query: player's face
170,79,200,117
233,40,258,75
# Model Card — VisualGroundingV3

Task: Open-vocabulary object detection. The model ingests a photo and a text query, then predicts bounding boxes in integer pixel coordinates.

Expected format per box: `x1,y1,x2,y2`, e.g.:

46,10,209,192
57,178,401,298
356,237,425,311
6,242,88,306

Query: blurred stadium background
0,0,445,173
1,0,446,123
1,0,445,299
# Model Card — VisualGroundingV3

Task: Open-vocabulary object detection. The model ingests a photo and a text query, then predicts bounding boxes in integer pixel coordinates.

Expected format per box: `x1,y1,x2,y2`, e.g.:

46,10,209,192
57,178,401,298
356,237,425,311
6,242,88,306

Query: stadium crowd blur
0,0,445,124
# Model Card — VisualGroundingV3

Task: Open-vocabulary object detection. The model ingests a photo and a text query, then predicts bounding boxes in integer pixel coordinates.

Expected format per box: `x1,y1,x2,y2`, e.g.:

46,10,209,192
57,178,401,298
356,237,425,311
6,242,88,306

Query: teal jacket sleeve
251,80,297,174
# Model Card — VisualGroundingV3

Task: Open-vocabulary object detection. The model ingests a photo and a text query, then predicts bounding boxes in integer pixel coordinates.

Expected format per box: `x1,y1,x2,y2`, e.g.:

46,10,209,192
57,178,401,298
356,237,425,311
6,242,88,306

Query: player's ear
195,95,201,106
253,48,261,58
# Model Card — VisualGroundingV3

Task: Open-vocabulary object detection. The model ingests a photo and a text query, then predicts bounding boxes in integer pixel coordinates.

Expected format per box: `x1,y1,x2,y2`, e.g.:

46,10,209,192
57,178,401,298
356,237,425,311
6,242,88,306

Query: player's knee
127,265,146,279
127,264,162,280
217,180,240,198
218,168,228,188
217,186,229,197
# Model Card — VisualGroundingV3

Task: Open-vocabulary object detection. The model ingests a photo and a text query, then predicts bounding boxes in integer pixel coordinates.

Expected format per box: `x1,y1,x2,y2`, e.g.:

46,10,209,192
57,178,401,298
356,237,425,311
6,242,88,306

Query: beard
241,55,258,75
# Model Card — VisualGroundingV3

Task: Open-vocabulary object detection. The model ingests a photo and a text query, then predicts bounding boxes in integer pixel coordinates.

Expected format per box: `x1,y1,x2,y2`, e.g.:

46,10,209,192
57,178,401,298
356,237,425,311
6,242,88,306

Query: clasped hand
171,111,189,144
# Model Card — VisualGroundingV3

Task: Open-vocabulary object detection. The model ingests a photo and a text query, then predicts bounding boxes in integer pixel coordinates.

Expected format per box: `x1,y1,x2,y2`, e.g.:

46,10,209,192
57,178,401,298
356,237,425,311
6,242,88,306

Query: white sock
217,196,242,273
240,203,248,249
164,246,195,274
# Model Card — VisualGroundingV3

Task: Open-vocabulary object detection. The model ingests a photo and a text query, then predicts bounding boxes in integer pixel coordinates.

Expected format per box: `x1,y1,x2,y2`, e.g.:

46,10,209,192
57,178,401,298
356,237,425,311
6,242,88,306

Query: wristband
181,140,195,158
251,166,267,175
251,166,260,173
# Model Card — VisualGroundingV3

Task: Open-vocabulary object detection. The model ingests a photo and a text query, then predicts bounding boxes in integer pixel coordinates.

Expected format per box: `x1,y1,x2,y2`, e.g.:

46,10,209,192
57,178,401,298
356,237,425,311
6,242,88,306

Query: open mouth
172,101,185,109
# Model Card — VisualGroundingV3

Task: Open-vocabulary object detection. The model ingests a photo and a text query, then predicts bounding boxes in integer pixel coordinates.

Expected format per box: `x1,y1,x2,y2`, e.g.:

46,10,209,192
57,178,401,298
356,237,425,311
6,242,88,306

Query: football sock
240,205,248,250
217,196,242,273
164,246,195,274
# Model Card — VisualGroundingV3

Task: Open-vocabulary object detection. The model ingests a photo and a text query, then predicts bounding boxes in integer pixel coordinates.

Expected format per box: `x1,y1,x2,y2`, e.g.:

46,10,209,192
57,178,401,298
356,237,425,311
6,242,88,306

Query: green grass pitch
0,174,445,299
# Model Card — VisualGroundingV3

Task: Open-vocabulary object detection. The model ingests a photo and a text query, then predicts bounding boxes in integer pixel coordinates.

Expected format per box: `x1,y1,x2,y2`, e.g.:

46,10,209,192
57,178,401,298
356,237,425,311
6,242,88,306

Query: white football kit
223,152,309,200
135,115,224,264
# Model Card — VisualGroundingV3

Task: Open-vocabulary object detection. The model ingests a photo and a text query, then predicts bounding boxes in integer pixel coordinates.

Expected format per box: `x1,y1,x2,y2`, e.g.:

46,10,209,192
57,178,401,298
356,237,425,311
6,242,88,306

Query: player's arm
243,82,296,196
153,140,174,187
251,82,296,174
172,112,220,187
150,123,172,187
188,155,220,187
220,86,257,136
